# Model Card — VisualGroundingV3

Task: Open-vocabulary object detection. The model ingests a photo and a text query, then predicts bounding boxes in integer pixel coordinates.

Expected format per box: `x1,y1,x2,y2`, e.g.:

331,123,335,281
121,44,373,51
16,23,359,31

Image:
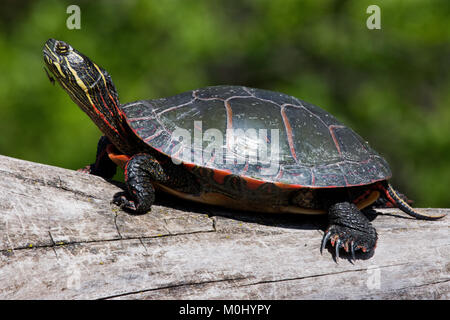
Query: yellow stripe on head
93,63,108,87
64,56,95,107
53,62,65,78
45,43,60,62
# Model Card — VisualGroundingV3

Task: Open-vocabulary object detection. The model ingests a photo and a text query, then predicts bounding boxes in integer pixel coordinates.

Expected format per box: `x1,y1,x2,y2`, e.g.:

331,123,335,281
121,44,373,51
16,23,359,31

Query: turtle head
43,39,133,154
43,39,119,108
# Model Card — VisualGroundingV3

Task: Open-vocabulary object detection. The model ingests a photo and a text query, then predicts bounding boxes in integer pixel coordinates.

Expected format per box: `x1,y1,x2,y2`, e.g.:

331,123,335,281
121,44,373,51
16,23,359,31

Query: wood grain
0,155,448,299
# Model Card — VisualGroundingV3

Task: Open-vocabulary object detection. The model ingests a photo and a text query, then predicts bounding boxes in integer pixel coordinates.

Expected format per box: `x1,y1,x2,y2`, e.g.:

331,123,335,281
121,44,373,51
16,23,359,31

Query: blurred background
0,0,449,207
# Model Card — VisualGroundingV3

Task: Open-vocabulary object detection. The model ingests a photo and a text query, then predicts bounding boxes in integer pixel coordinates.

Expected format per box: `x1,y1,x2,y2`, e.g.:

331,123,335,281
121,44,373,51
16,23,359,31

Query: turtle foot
113,192,137,213
321,224,376,261
113,191,153,215
322,202,377,261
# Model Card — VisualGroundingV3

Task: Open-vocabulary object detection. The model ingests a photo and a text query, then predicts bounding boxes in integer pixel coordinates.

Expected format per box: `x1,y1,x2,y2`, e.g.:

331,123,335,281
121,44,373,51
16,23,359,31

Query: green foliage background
0,0,449,207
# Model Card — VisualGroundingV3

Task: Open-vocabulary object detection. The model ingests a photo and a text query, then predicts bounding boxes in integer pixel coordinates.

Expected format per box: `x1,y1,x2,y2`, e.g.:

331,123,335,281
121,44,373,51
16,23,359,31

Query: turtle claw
350,241,356,261
335,239,341,260
320,231,332,255
113,192,137,212
321,224,377,261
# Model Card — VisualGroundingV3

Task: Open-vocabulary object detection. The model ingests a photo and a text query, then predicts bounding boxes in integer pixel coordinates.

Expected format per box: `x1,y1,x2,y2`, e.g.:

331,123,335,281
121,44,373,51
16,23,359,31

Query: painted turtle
43,39,444,260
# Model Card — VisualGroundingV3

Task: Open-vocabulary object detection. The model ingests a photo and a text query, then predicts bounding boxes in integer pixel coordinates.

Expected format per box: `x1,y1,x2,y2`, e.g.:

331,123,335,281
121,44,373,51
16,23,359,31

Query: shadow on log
0,155,448,299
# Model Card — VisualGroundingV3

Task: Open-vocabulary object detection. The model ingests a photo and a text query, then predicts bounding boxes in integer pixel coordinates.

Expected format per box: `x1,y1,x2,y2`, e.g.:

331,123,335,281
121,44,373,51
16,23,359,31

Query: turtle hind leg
322,202,377,261
113,153,168,214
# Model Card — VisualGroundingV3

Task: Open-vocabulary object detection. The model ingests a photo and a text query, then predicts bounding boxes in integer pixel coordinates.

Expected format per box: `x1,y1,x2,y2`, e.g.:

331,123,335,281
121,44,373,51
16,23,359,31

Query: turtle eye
55,42,70,55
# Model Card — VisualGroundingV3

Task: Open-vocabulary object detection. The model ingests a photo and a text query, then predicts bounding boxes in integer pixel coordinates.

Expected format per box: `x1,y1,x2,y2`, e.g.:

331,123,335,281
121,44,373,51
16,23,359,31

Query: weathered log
0,155,448,299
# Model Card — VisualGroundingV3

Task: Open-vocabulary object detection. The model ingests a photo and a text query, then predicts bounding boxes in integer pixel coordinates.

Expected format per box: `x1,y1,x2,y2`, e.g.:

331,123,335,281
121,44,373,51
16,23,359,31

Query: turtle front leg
113,153,169,214
79,136,117,179
321,202,377,261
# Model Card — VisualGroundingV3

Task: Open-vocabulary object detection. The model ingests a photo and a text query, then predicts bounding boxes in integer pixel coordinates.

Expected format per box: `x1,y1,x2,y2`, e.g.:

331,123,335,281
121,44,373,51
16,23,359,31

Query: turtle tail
382,183,445,220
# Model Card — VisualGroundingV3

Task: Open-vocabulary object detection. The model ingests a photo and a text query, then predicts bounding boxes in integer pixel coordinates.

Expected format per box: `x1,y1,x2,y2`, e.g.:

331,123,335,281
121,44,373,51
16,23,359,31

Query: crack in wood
0,229,217,254
236,262,411,288
0,168,102,201
47,231,59,259
99,276,249,300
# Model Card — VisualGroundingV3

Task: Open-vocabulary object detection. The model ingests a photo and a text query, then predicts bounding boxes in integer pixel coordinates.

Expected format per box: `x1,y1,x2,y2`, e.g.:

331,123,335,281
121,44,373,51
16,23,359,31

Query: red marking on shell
170,144,186,160
328,125,344,157
224,100,233,149
275,168,284,180
128,116,155,122
144,130,163,143
212,170,229,185
183,162,196,170
311,170,316,186
328,126,351,186
157,99,195,116
241,162,249,174
280,105,297,162
242,176,266,190
205,152,216,167
274,182,304,189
